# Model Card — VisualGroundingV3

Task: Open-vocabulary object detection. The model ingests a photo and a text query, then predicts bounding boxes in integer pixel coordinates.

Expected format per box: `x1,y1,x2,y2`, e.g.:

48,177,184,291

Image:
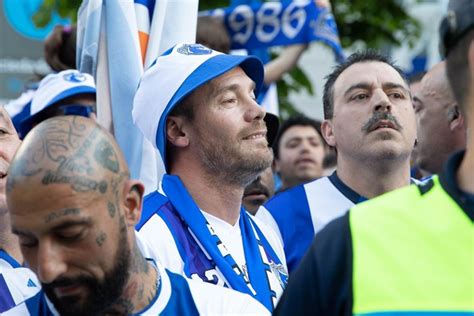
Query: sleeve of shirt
273,212,353,316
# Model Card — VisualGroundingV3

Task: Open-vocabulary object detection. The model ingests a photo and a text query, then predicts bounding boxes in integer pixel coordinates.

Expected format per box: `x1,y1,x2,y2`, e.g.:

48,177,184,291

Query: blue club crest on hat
132,43,265,172
177,44,213,55
63,72,87,83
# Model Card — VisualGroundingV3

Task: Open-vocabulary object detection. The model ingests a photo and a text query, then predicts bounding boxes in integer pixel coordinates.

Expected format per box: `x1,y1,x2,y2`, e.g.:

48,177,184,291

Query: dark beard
42,222,130,316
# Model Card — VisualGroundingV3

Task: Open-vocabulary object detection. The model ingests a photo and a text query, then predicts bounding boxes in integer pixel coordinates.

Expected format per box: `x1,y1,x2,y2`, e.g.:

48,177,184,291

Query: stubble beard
198,137,273,187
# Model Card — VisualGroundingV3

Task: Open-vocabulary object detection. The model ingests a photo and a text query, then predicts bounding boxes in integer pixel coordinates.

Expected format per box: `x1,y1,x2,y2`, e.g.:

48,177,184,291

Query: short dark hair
44,24,77,71
323,50,407,119
446,29,474,112
168,93,195,121
273,114,323,159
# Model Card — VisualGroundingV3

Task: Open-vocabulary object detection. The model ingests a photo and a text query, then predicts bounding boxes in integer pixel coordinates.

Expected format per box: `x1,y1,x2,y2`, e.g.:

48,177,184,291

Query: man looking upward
133,43,287,311
258,51,418,273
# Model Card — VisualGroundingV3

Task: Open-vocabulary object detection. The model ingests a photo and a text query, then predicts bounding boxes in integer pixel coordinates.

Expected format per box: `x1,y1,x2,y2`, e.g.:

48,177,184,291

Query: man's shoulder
348,177,446,233
169,269,270,315
351,177,440,216
266,177,334,206
136,190,171,230
143,190,170,208
265,180,314,212
0,261,43,315
150,263,269,315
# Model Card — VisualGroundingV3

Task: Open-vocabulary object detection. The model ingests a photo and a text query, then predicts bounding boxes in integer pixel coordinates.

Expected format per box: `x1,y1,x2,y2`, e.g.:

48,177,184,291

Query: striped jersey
0,250,41,314
9,259,269,315
135,176,288,310
257,172,424,273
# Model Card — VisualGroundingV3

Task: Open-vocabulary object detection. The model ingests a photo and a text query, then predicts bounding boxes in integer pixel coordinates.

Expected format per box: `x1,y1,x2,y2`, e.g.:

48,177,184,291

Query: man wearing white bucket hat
18,70,96,138
133,43,287,311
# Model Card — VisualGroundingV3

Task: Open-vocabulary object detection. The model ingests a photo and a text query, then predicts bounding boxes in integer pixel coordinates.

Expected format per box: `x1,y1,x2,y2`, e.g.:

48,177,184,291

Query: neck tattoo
150,261,161,302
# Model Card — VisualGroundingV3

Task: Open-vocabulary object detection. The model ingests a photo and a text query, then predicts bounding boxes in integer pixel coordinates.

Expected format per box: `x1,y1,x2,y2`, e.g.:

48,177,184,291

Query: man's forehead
420,67,455,104
205,66,254,97
210,66,247,86
283,125,320,139
334,61,407,94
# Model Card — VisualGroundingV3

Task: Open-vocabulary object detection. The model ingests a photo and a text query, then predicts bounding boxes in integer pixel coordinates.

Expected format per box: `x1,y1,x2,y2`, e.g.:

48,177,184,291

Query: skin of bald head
0,106,22,261
413,61,466,174
6,116,152,315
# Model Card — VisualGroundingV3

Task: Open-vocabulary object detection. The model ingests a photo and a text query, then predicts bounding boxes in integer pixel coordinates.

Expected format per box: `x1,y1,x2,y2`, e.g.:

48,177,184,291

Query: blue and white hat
19,70,96,137
30,70,96,116
132,43,264,170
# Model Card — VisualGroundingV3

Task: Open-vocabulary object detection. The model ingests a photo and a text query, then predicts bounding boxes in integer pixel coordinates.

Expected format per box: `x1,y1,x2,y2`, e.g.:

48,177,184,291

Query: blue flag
204,0,344,62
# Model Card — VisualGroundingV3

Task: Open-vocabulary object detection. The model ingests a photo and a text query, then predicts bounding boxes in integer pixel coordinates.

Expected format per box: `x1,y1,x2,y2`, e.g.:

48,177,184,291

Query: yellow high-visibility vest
350,176,474,315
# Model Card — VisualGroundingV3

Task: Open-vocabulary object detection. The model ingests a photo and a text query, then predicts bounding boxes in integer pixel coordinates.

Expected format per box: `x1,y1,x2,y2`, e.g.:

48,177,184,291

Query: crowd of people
0,0,473,315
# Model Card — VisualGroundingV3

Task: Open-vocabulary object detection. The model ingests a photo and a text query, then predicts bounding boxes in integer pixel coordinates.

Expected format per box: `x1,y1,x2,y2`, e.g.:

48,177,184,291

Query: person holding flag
133,43,287,312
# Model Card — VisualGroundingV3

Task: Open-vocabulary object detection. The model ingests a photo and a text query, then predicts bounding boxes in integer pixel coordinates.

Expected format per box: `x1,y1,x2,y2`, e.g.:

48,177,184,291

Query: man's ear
122,180,145,226
321,119,336,147
449,106,465,132
449,111,466,132
166,116,190,148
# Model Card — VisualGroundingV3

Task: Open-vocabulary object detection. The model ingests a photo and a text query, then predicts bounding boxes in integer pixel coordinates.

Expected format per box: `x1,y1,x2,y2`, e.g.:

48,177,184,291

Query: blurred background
0,0,449,119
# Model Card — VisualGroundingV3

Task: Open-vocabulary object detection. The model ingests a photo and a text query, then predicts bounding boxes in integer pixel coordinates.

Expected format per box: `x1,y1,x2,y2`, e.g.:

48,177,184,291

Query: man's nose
36,240,68,284
372,90,392,113
244,97,266,123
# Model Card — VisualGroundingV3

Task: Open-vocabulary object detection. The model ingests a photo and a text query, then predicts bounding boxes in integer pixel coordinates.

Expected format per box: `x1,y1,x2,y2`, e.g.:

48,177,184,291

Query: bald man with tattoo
5,116,268,315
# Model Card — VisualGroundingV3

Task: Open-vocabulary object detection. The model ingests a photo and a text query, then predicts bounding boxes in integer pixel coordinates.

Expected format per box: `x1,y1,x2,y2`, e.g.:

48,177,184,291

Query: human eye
310,139,321,147
56,227,87,243
286,139,300,148
351,93,368,101
18,236,38,249
223,97,237,104
220,93,238,107
389,90,406,99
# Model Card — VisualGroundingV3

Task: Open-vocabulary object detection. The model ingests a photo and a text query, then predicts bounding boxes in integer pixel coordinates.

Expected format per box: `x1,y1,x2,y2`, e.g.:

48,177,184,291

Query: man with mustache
0,106,41,314
132,43,287,311
275,1,473,314
242,166,275,215
5,116,269,315
257,51,419,273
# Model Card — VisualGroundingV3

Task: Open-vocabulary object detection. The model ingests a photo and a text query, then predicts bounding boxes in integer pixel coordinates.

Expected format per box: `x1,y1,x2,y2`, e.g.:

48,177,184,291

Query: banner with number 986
204,0,344,62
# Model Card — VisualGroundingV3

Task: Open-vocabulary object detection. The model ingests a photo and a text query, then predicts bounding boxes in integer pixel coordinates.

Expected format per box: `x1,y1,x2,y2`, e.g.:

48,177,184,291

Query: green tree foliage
33,0,420,118
33,0,82,26
333,0,420,49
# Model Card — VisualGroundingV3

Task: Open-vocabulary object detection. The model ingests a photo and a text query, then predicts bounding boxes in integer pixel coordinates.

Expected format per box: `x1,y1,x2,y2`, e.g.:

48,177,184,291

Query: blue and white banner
203,0,344,62
77,0,198,194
